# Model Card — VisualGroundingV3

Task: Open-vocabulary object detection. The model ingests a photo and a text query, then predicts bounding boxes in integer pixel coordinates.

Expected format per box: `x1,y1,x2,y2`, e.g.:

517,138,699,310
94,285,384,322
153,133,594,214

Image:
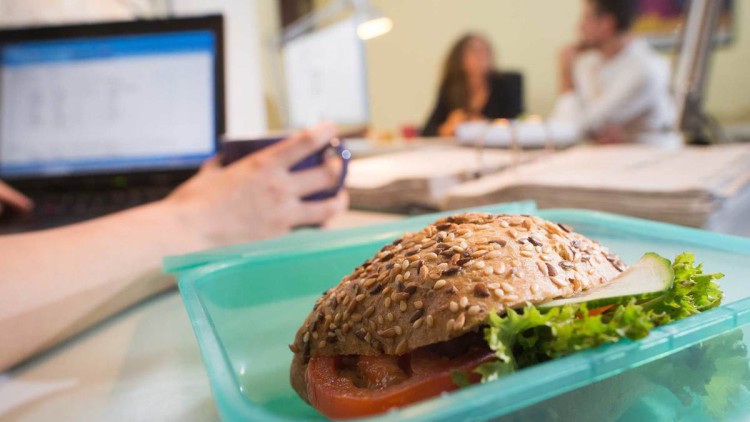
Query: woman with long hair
423,34,523,137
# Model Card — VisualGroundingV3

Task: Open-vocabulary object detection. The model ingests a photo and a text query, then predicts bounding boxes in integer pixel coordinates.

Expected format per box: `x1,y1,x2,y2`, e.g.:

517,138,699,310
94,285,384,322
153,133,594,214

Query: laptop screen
0,29,218,178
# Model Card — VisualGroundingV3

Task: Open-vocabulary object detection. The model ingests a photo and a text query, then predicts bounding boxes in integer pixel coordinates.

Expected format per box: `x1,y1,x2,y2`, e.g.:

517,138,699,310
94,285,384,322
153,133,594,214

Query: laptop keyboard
0,186,173,233
31,187,171,218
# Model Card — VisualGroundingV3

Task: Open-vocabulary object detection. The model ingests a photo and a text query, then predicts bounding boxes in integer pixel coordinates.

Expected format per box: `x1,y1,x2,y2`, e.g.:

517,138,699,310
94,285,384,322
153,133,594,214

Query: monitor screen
283,19,369,129
0,30,217,178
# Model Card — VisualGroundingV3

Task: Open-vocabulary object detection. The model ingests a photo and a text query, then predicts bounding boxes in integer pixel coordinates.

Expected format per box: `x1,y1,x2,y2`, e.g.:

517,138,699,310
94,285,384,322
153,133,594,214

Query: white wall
255,0,285,130
0,0,134,26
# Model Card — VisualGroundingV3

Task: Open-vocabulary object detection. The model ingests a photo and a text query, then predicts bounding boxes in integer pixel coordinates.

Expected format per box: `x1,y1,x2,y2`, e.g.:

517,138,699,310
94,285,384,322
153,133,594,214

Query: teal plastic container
165,203,750,421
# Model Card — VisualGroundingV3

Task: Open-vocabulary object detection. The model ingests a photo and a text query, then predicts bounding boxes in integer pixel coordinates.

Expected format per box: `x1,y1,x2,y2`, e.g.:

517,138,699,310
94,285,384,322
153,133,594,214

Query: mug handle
330,137,350,192
302,137,350,201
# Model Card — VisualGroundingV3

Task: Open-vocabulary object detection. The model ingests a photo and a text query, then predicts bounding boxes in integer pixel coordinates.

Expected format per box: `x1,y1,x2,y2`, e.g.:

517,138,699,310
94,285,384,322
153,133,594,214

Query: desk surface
0,210,401,422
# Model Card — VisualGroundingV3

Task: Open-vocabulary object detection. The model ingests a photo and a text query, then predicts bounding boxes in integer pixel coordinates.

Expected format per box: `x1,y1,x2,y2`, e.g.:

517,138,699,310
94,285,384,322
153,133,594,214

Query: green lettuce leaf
478,300,654,377
475,252,724,382
641,252,724,324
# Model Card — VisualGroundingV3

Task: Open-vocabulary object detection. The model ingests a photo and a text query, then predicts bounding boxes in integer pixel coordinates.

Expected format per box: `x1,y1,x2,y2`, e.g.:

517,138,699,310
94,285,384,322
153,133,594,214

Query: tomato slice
355,355,409,389
306,347,495,419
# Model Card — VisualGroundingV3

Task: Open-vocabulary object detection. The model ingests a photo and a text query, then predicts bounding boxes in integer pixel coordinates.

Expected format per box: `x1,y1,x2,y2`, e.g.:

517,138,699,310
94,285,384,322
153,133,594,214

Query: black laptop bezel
0,15,225,191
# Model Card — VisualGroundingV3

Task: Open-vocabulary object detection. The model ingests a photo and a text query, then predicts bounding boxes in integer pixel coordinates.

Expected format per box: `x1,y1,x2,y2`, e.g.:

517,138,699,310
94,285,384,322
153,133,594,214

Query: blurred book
443,144,750,235
346,145,540,212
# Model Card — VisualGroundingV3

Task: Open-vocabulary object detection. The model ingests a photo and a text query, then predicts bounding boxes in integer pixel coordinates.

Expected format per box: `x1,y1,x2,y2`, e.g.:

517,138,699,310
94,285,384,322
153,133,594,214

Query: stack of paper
346,145,539,212
444,144,750,234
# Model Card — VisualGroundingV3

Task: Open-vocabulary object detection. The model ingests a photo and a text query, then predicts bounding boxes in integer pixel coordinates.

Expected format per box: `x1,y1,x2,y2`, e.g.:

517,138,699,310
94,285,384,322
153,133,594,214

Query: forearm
0,200,209,371
558,47,576,95
559,66,574,94
581,74,649,132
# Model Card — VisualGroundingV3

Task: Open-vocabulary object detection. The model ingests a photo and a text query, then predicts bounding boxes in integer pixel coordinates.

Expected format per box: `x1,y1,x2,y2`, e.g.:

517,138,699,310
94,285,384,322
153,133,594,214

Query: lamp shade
353,0,392,40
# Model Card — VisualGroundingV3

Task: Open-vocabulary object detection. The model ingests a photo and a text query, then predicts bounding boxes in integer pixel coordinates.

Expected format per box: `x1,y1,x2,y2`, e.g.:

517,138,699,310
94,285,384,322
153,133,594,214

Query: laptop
0,15,225,234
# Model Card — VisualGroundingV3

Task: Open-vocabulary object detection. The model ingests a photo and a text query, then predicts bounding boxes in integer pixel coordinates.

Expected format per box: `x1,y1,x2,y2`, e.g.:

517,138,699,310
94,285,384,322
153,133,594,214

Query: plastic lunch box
165,202,750,421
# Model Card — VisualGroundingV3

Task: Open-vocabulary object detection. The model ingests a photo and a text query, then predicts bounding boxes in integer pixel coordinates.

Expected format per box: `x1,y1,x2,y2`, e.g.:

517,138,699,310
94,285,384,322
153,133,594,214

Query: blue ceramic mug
221,135,350,201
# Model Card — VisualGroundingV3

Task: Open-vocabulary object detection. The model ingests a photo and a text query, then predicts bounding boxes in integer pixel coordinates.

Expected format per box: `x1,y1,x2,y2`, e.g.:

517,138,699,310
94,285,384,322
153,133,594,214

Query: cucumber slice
539,252,674,309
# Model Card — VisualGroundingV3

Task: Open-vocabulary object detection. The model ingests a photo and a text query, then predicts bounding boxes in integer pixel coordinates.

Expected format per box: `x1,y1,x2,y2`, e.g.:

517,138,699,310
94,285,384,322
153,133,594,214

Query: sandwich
288,213,723,419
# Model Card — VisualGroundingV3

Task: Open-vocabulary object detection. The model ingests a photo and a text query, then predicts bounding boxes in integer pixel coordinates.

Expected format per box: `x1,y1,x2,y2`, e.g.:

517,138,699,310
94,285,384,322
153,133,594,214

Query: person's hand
0,180,33,217
467,111,486,122
438,109,469,137
164,123,348,247
594,124,627,144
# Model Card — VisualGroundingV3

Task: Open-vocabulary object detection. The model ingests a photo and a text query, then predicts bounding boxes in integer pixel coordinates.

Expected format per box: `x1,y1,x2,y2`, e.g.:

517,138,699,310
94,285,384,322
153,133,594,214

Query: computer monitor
282,18,369,129
0,15,224,180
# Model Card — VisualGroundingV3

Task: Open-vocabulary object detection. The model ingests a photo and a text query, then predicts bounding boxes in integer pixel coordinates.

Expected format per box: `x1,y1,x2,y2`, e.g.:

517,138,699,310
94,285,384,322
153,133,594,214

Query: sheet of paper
346,145,538,190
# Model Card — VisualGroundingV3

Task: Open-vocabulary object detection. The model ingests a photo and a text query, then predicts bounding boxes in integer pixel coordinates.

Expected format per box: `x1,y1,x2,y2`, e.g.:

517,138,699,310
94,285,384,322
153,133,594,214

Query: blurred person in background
0,125,347,371
552,0,675,144
423,33,523,137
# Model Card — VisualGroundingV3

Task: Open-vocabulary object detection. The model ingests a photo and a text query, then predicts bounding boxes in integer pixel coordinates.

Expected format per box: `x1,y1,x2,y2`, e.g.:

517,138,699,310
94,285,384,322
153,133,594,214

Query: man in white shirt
553,0,676,144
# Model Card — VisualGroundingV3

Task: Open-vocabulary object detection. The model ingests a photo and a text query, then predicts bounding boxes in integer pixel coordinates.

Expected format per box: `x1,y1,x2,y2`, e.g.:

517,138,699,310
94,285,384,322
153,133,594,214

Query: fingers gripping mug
221,135,350,201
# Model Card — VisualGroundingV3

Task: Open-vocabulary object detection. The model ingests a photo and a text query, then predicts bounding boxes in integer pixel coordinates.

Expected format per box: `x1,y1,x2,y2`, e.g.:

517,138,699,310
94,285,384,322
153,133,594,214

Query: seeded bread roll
290,213,626,401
